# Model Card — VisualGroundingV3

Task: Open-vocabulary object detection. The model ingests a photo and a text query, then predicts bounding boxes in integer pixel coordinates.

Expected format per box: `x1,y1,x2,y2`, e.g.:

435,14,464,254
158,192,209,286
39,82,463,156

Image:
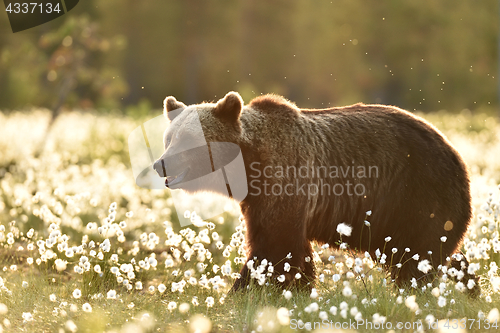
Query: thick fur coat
155,92,476,293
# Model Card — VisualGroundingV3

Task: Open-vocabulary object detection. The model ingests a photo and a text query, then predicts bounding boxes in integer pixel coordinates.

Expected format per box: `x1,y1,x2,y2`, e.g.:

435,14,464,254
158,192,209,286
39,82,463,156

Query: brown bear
154,91,477,294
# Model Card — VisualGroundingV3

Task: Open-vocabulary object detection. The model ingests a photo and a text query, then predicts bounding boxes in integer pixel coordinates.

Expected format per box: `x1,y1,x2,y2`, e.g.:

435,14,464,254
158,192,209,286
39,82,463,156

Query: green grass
0,109,499,332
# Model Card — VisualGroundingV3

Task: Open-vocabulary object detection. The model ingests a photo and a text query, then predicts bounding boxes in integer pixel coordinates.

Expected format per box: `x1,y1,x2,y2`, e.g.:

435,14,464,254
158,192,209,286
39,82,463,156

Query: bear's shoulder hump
249,94,298,114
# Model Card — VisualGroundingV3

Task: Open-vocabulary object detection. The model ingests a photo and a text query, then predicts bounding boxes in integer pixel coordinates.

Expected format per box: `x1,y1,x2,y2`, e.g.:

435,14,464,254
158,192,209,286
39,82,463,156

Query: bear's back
247,95,457,168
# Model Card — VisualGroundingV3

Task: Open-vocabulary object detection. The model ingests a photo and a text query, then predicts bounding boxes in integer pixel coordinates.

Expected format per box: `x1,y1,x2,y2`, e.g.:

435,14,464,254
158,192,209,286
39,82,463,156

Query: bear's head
153,92,246,195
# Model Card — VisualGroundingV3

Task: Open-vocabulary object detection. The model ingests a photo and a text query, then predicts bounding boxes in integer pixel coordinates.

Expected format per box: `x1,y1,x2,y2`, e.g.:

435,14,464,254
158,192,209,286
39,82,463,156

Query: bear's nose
153,159,166,177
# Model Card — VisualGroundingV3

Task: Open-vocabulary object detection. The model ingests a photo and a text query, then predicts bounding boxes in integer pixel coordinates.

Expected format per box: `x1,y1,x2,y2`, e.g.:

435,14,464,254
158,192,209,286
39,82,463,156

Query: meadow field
0,109,500,332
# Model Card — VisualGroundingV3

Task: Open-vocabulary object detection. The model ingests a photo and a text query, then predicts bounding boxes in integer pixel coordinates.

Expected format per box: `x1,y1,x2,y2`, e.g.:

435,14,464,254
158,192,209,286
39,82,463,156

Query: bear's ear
163,96,187,121
213,91,243,122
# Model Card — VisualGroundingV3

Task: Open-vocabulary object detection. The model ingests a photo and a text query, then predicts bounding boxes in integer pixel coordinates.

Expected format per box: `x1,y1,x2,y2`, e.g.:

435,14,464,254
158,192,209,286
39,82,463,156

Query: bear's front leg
230,205,315,292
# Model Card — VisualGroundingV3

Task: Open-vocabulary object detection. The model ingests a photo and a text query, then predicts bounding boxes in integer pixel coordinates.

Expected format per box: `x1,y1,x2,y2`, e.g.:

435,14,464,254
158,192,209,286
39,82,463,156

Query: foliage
0,14,127,111
0,0,498,112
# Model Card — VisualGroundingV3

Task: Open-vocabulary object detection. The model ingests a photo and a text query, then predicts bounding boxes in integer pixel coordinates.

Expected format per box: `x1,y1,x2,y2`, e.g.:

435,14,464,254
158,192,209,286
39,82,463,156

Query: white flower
72,289,81,299
222,263,232,276
310,288,318,299
373,313,386,325
277,275,286,283
167,301,177,311
342,286,352,297
295,273,301,279
22,312,33,322
355,258,362,267
417,259,432,274
364,220,370,227
380,254,387,264
384,236,392,242
336,223,352,237
440,236,447,243
107,290,117,299
309,302,319,312
405,295,418,312
101,239,111,252
366,210,372,216
163,258,174,268
82,303,92,312
467,279,476,289
284,263,290,272
412,254,420,260
206,296,214,307
437,296,446,307
468,263,480,275
277,307,290,325
158,284,166,293
284,290,292,300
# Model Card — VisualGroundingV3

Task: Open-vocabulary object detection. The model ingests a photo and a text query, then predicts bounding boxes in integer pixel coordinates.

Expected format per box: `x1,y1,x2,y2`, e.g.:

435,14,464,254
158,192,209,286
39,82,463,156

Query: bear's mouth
165,167,190,187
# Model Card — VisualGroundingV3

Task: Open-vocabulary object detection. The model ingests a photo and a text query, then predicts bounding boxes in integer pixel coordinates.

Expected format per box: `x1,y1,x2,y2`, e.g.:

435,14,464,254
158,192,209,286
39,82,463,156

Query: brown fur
155,92,477,294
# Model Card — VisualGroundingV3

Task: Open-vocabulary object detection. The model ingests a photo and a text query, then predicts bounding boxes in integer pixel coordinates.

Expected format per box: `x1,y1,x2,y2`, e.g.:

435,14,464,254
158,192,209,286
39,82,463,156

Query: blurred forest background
0,0,498,115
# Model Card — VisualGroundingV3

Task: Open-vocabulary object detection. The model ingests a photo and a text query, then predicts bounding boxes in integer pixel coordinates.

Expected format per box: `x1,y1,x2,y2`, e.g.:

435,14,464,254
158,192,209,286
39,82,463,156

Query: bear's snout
153,158,166,177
